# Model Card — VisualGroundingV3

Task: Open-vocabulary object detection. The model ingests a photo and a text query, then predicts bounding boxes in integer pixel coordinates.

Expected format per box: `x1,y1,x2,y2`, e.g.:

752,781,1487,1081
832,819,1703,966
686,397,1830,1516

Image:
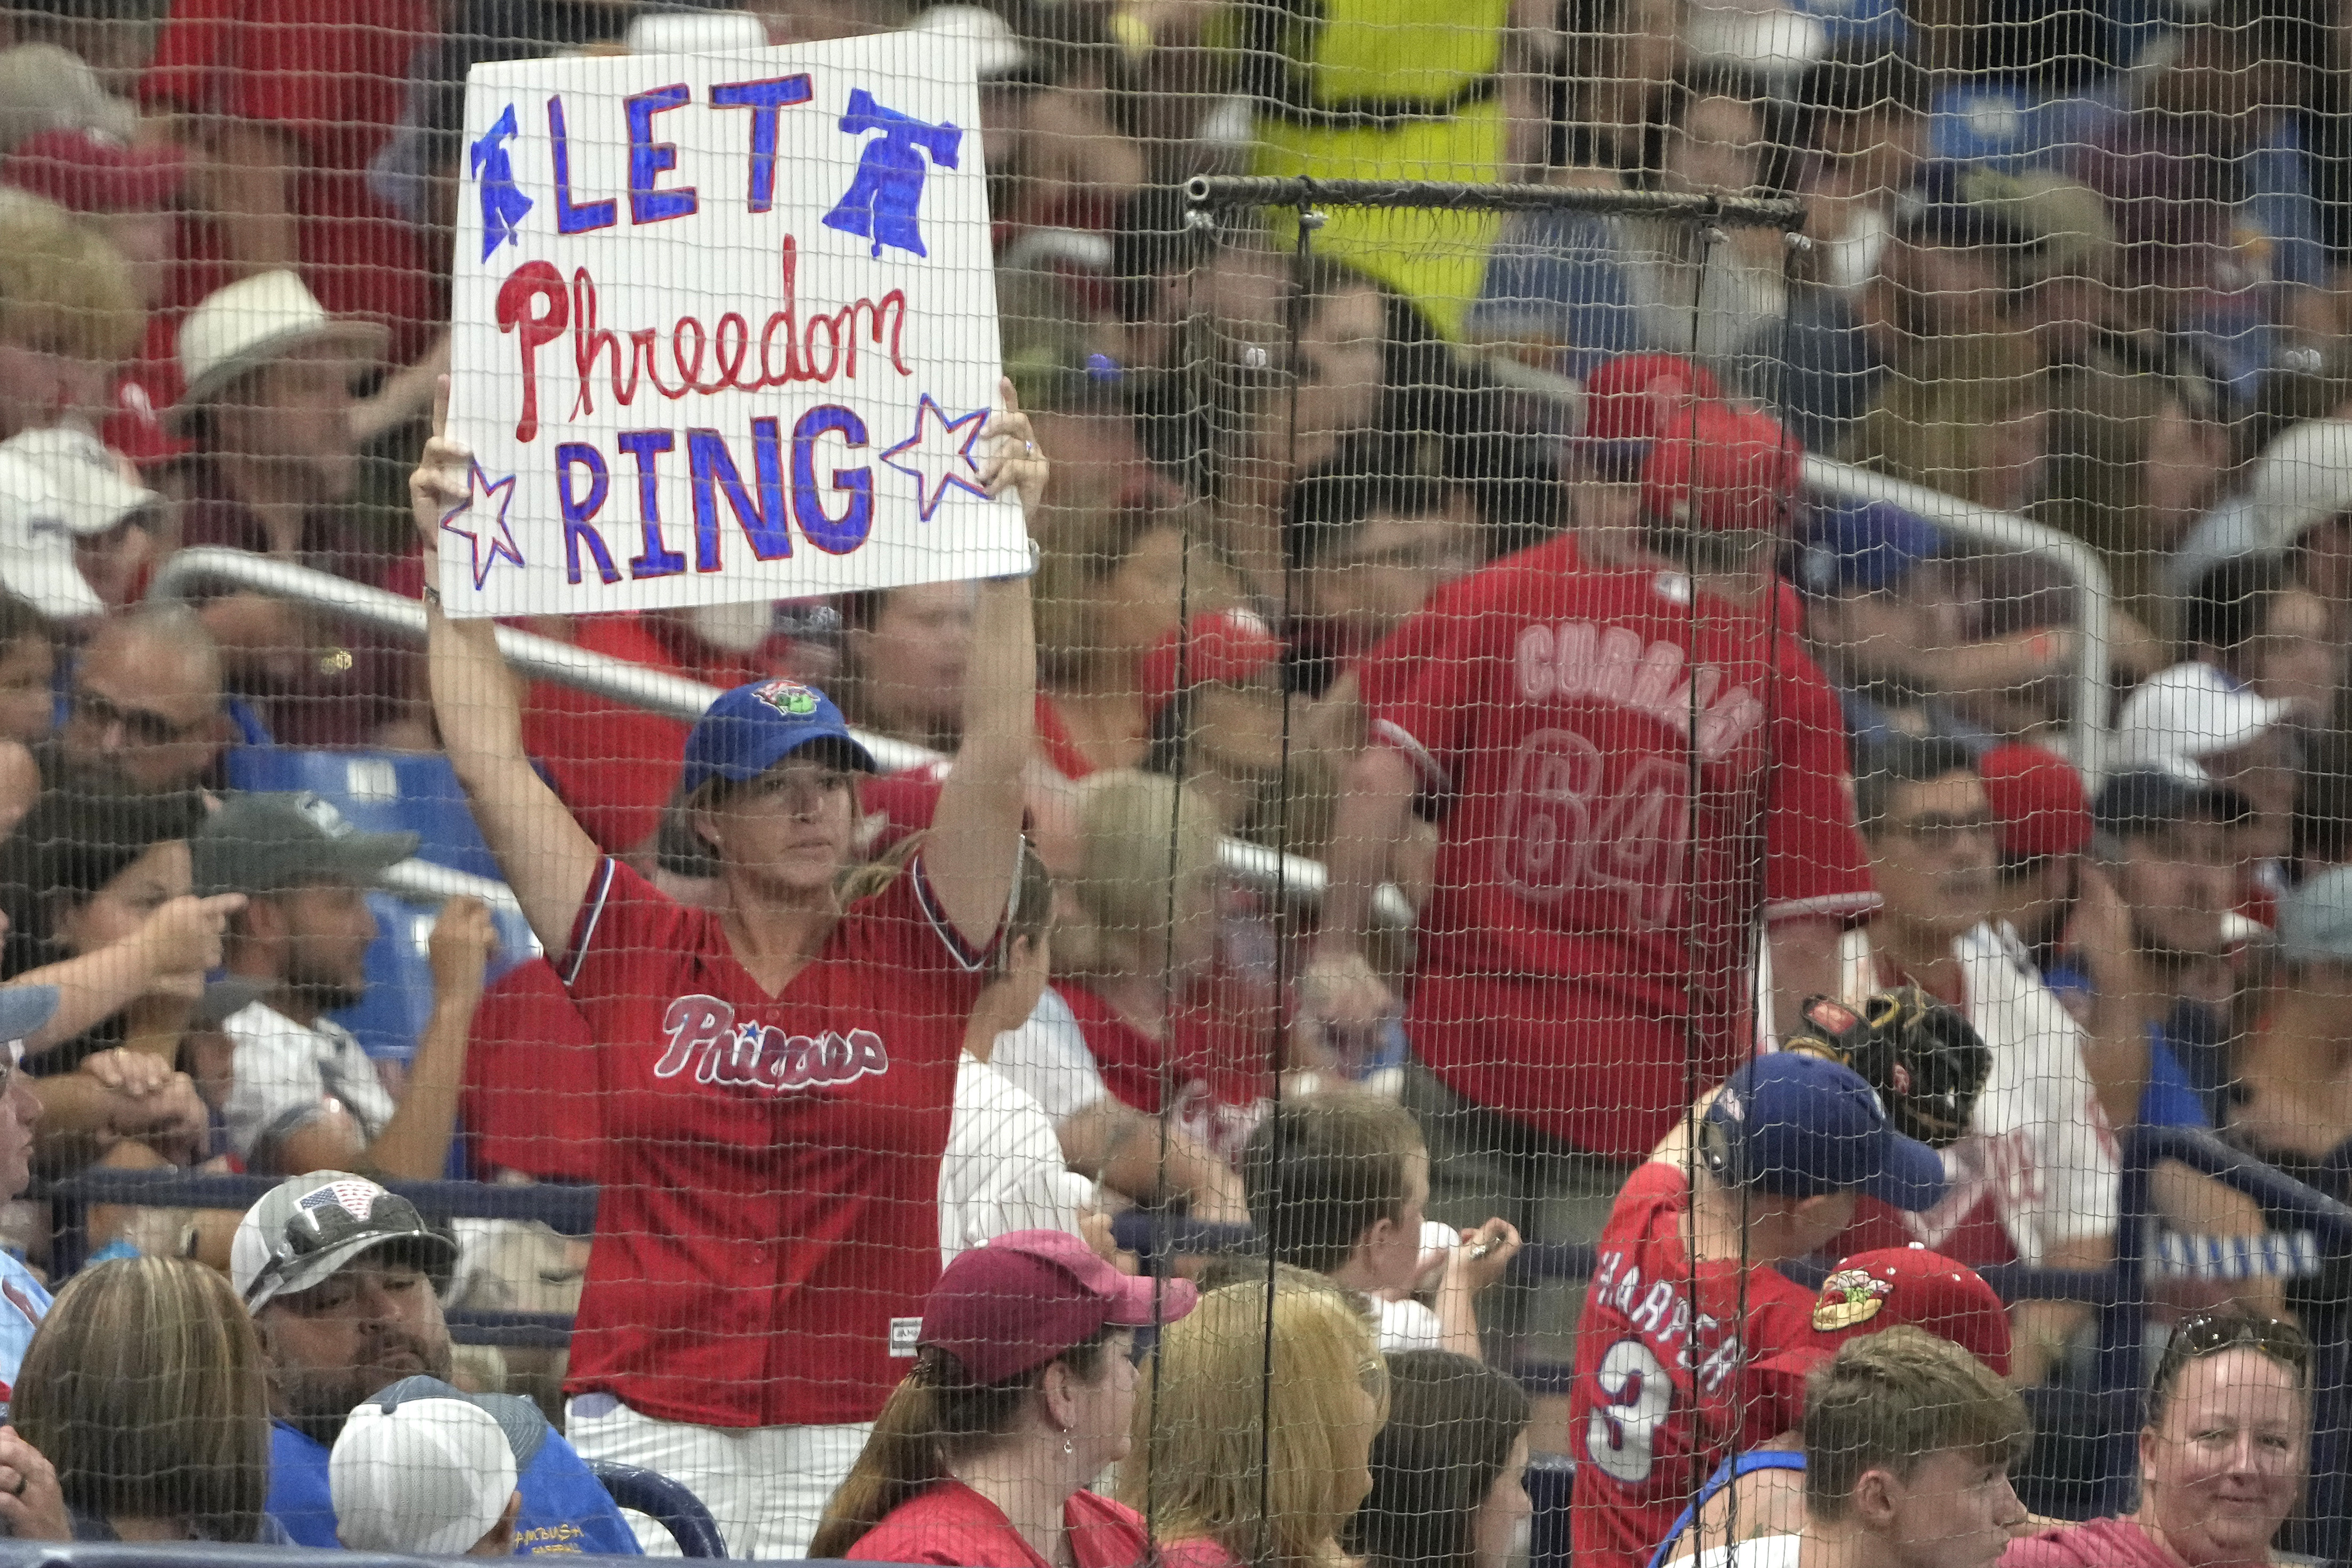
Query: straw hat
166,270,388,435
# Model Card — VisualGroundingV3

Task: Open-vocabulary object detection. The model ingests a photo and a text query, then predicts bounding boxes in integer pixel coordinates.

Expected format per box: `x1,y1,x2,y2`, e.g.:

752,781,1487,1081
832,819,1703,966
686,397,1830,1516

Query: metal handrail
1802,457,2116,783
149,548,1413,929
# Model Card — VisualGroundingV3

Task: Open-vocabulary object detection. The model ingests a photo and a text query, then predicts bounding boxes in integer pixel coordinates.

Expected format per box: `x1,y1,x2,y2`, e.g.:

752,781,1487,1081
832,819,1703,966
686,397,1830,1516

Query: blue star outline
439,460,527,589
879,395,991,520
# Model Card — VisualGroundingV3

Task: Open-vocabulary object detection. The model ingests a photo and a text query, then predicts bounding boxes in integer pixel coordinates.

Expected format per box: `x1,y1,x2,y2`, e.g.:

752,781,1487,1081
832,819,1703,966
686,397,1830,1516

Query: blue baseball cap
0,985,55,1046
678,678,878,800
1704,1052,1947,1212
1795,501,1943,598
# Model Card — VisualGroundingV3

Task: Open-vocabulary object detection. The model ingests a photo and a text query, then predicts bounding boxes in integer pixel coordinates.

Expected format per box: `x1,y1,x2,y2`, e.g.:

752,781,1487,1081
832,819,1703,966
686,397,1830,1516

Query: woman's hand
978,377,1050,513
408,377,469,557
0,1426,70,1541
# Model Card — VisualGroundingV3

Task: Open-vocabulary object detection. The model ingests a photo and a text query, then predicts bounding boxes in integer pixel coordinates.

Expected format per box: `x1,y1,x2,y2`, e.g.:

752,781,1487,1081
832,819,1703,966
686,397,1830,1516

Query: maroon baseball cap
1138,609,1283,719
1758,1245,2012,1386
1980,742,2091,861
3,127,183,213
919,1229,1198,1385
1639,402,1805,535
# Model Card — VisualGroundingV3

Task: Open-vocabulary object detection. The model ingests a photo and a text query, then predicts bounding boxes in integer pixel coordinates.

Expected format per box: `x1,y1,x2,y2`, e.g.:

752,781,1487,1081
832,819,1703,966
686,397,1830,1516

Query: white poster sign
443,33,1026,617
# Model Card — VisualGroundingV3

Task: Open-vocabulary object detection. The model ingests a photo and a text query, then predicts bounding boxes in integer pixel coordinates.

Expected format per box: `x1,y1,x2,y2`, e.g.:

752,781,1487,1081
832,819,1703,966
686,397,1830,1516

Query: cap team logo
1813,1267,1893,1332
298,1179,381,1228
754,679,822,718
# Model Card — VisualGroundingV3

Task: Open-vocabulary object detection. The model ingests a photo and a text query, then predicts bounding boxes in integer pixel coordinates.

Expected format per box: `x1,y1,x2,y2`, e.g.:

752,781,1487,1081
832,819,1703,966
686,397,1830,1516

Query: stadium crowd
0,0,2336,1561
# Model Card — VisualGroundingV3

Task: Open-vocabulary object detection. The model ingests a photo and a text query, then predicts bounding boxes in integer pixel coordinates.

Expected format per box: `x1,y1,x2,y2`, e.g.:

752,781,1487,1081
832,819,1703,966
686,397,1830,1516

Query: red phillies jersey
559,855,990,1428
1361,539,1875,1161
1570,1162,1819,1568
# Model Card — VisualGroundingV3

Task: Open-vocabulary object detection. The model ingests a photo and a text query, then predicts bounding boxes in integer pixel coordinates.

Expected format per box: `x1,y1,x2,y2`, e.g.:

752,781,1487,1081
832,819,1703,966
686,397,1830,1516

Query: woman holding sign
409,380,1049,1558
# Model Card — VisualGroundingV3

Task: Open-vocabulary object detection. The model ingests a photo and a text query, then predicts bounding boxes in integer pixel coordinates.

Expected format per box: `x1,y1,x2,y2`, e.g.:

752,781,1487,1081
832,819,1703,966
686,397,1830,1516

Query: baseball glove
1780,987,1990,1149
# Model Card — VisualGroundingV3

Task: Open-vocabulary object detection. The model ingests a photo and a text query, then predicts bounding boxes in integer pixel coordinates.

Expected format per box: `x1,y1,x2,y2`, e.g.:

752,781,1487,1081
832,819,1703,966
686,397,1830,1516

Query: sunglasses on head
2156,1311,2312,1390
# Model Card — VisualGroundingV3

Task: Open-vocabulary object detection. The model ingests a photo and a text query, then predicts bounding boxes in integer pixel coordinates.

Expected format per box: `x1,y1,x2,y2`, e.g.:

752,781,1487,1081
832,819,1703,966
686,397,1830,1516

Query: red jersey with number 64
1360,541,1875,1161
1569,1162,1819,1568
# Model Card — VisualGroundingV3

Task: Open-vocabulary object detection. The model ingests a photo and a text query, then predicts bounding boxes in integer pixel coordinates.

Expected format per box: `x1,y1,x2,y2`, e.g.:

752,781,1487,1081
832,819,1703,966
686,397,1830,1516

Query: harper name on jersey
1587,1245,1748,1410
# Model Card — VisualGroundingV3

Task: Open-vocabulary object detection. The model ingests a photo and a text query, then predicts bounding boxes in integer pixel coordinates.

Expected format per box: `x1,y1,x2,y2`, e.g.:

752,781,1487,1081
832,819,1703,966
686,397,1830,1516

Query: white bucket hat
166,270,388,435
0,427,158,537
0,451,102,621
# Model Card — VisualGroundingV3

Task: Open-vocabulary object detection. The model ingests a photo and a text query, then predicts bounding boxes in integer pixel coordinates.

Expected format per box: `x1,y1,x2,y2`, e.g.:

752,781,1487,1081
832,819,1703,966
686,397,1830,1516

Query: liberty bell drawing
822,89,963,259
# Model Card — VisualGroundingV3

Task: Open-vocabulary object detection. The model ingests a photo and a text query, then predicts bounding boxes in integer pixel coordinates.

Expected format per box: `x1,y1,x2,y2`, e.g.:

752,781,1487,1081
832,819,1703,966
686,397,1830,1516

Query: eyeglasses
2154,1311,2312,1395
1892,812,1998,850
68,687,214,746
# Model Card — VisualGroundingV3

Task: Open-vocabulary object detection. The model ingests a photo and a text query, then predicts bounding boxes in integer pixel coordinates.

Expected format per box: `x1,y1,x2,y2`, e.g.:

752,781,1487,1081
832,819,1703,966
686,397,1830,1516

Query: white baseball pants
566,1393,871,1559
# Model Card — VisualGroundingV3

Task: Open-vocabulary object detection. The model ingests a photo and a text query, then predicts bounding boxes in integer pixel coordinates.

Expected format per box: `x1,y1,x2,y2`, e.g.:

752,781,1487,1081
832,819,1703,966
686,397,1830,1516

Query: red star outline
438,460,526,589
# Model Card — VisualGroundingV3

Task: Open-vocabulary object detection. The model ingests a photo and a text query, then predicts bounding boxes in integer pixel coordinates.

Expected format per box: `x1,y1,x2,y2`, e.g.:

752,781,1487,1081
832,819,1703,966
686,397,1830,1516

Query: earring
1063,1431,1075,1458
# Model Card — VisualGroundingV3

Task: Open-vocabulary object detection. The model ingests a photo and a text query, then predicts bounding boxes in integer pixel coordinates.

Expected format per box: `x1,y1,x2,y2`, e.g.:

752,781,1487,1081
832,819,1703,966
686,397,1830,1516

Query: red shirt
847,1481,1151,1568
521,616,699,857
1360,540,1876,1161
463,959,601,1182
139,0,437,361
2000,1517,2177,1568
1035,693,1099,781
558,855,991,1428
1569,1163,1819,1568
1059,979,1268,1165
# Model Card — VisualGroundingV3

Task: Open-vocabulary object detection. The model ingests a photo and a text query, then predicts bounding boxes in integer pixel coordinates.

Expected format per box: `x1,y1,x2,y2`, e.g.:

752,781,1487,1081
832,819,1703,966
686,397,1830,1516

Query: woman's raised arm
924,380,1047,948
409,384,602,956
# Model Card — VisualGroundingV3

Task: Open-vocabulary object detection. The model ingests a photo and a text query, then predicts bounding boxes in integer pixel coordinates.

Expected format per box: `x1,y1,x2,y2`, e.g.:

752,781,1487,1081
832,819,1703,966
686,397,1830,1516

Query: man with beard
232,1172,638,1553
193,791,491,1179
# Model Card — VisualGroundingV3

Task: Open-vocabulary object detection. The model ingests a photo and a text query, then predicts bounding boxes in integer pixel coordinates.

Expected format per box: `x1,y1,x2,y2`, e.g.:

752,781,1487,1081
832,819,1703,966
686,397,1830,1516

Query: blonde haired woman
6,1256,281,1544
1127,1278,1389,1568
1050,769,1270,1161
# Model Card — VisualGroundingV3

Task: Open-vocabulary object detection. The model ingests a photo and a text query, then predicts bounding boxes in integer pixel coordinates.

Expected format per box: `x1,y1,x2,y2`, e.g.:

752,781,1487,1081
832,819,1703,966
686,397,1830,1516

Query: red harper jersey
558,855,991,1428
1570,1162,1819,1568
1359,539,1874,1161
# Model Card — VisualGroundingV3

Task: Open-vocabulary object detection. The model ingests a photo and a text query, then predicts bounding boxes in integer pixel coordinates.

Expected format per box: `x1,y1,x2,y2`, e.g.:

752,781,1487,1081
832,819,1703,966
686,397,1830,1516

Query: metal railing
150,548,1414,930
1803,456,2116,783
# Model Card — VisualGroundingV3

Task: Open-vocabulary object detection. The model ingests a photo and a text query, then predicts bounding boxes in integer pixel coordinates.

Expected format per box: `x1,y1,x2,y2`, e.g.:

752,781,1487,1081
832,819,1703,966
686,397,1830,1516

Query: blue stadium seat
587,1461,728,1559
224,747,503,882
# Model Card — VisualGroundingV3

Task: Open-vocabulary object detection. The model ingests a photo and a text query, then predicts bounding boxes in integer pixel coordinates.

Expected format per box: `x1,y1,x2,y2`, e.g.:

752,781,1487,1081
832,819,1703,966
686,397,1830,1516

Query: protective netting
0,0,2338,1564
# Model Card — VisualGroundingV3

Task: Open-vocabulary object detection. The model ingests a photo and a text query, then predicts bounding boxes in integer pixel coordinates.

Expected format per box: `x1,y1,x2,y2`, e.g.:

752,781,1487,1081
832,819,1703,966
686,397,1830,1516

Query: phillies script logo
655,994,890,1093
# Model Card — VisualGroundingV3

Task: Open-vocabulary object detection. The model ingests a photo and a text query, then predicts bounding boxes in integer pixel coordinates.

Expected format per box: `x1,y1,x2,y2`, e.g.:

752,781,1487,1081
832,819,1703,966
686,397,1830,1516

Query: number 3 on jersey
1587,1338,1671,1484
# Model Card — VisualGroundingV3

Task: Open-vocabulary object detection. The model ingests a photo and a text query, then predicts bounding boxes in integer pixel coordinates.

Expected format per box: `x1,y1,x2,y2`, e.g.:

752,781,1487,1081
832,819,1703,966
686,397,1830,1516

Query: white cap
0,44,137,156
0,451,101,621
2248,418,2352,554
168,270,387,435
2115,661,2294,777
625,11,771,53
330,1391,518,1557
909,6,1034,79
0,427,158,537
